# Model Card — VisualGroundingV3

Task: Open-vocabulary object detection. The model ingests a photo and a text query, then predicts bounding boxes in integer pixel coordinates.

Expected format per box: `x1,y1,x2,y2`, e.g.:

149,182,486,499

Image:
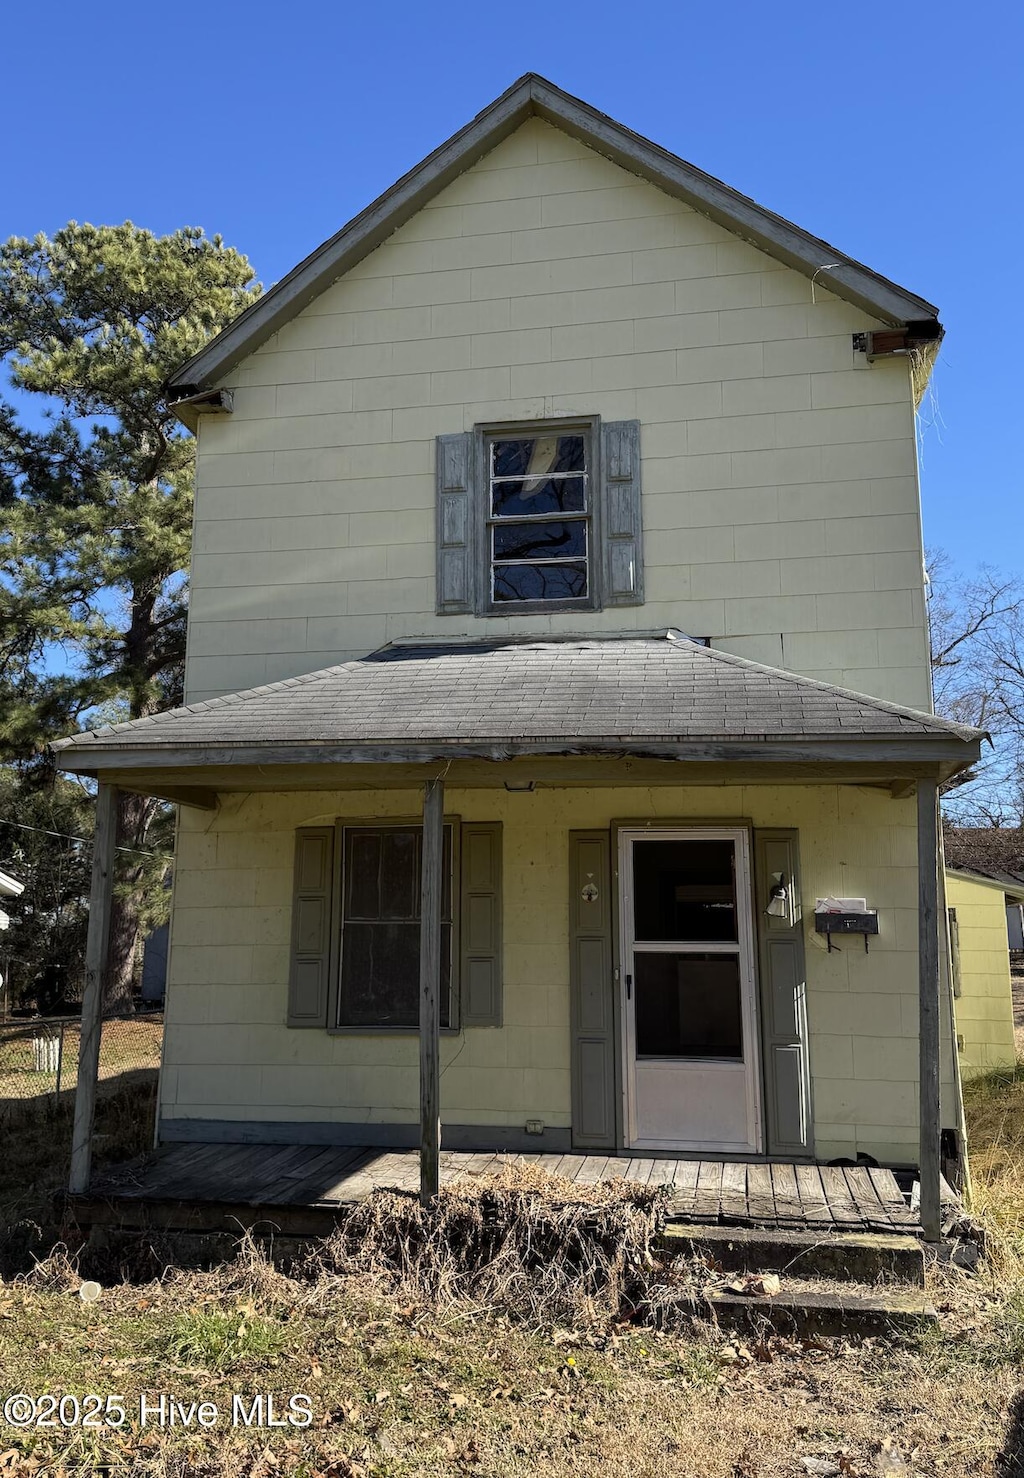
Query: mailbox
814,898,879,952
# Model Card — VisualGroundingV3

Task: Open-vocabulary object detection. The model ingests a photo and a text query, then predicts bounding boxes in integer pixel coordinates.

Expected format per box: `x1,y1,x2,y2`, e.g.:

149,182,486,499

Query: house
54,75,985,1239
0,867,23,935
946,866,1024,1076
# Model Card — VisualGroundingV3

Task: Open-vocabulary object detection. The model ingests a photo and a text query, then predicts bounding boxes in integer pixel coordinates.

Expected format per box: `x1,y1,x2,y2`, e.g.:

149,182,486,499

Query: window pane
632,840,737,943
492,434,585,479
347,832,381,918
379,829,418,919
339,826,454,1028
493,561,588,602
339,921,452,1028
491,475,586,519
493,520,587,561
345,827,452,922
635,952,743,1060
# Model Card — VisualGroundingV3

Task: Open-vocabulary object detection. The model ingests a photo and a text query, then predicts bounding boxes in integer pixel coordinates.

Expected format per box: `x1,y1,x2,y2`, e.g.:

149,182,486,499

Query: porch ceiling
51,632,984,807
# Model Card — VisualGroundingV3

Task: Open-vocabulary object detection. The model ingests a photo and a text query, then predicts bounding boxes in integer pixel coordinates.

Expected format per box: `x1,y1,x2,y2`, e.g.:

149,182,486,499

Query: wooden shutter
600,420,644,607
569,830,616,1149
753,829,813,1156
460,822,502,1026
436,431,474,614
287,826,334,1027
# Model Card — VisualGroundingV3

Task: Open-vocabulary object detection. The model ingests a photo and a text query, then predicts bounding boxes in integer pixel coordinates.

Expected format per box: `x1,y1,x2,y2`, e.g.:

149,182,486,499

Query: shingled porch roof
52,632,983,783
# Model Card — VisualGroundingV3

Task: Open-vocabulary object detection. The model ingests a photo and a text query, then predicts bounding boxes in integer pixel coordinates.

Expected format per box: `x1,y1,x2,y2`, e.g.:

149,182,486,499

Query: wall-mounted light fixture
765,873,789,919
504,780,536,792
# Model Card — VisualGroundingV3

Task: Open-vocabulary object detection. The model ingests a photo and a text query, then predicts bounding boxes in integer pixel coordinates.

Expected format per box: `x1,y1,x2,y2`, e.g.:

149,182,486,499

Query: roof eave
53,731,982,777
166,73,939,396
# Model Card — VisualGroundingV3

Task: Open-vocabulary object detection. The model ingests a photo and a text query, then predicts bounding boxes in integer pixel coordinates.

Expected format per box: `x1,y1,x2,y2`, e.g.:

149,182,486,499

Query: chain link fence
0,1011,163,1124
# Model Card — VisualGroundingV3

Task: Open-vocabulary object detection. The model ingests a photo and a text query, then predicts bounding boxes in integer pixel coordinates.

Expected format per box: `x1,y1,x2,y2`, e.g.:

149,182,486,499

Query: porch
72,1142,922,1238
51,633,986,1241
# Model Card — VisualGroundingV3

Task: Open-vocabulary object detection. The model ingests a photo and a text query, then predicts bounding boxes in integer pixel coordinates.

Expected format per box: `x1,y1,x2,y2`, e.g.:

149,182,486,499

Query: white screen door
619,828,761,1153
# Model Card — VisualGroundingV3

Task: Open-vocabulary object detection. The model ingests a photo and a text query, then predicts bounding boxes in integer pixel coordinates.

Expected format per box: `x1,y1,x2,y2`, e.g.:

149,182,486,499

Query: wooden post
419,776,444,1205
917,777,942,1242
68,783,118,1195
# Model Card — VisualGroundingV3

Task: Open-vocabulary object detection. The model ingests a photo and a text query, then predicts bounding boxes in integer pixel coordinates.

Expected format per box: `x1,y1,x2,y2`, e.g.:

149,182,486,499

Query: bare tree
927,550,1024,826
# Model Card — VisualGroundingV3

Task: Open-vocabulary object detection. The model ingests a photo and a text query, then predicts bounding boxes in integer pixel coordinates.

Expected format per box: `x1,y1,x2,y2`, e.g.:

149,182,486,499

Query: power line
0,818,171,859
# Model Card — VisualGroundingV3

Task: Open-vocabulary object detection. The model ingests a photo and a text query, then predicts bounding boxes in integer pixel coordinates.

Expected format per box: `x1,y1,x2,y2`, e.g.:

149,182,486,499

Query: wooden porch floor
76,1143,922,1236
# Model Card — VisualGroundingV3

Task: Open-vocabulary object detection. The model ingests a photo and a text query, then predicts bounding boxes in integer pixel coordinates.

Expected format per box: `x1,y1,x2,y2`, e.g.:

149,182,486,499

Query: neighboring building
947,866,1024,1077
141,923,169,1005
0,867,24,934
55,77,983,1200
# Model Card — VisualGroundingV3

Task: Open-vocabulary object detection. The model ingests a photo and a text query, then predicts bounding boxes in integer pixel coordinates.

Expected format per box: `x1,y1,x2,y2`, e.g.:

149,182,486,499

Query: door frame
614,823,764,1155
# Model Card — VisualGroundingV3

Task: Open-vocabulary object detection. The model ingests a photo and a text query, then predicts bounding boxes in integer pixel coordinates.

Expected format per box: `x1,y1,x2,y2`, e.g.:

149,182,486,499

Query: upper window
435,417,644,617
488,432,591,606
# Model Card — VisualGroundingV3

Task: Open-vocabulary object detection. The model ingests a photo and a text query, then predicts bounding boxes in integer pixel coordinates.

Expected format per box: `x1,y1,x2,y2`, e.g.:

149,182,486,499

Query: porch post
69,782,118,1195
419,776,445,1205
917,777,942,1242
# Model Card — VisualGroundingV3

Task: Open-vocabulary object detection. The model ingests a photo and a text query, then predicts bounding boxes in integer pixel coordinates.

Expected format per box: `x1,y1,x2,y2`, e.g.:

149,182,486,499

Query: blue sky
4,0,1021,577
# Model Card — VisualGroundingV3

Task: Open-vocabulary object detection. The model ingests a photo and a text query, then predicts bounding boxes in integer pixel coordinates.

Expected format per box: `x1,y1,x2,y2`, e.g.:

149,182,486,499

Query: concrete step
657,1285,936,1338
658,1223,925,1285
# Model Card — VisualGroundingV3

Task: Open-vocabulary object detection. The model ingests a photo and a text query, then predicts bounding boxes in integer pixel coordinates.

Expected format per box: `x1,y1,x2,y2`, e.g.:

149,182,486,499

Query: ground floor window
338,824,454,1029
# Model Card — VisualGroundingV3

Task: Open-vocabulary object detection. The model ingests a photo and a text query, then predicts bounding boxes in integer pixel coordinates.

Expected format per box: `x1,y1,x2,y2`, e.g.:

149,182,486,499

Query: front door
619,828,761,1153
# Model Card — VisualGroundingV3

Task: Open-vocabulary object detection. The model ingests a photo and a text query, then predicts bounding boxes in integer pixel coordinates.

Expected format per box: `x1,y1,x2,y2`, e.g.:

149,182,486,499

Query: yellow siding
946,873,1016,1077
162,785,948,1164
186,116,929,710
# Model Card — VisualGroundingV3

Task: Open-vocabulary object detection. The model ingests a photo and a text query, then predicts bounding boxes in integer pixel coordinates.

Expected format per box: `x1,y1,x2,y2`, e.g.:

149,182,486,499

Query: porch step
654,1284,937,1338
658,1223,925,1286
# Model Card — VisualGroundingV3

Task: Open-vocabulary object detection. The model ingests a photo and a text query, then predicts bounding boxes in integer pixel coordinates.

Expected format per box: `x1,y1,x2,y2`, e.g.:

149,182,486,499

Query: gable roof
168,75,940,397
53,633,982,773
947,866,1024,902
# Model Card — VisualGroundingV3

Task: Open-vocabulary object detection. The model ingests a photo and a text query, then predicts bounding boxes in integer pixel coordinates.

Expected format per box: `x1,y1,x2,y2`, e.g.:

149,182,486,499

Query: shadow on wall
997,1389,1024,1477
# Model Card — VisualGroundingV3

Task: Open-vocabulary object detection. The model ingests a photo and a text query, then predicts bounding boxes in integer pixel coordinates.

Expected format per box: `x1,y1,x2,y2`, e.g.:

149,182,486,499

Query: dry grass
2,1093,1024,1472
0,1016,162,1109
302,1162,666,1322
0,1230,1019,1477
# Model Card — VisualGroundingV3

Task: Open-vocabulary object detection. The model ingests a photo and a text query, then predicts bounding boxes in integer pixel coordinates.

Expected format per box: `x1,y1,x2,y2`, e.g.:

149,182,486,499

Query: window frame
474,416,603,616
327,816,463,1035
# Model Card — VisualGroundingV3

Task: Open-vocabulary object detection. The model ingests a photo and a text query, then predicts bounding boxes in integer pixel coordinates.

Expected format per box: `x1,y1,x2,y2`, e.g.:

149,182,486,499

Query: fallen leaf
727,1272,782,1297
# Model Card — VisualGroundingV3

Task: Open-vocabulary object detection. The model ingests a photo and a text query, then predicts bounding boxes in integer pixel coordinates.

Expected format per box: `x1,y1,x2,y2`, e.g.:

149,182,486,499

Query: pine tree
0,223,259,1009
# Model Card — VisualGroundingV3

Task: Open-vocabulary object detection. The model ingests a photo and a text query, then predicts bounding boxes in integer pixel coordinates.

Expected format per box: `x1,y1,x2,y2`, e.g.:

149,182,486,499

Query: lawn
0,1016,163,1111
0,1079,1021,1476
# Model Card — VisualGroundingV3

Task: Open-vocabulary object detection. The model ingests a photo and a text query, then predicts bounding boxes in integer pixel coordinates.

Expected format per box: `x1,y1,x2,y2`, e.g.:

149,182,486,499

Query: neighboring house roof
52,633,983,772
947,866,1024,902
943,826,1024,880
0,868,24,898
0,868,23,933
167,74,940,398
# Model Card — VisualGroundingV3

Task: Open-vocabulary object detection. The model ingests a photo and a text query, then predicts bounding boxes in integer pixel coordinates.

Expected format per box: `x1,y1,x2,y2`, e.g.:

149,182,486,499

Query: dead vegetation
2,1096,1024,1473
300,1163,666,1322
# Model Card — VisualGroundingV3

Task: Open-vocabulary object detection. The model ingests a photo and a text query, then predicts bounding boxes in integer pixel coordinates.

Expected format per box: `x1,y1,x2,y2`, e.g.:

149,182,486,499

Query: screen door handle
625,973,632,1000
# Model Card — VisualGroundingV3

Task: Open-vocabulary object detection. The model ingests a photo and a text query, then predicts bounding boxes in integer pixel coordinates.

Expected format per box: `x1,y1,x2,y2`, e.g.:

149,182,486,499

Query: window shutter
459,822,502,1026
287,826,334,1027
600,419,644,607
569,830,616,1150
753,829,813,1156
436,431,475,614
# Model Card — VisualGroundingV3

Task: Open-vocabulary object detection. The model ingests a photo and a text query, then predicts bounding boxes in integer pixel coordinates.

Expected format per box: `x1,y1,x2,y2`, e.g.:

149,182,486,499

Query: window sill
326,1026,462,1037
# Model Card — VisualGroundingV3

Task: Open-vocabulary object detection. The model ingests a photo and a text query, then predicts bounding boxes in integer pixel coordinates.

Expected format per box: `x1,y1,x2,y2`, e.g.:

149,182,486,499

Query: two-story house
57,76,984,1238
